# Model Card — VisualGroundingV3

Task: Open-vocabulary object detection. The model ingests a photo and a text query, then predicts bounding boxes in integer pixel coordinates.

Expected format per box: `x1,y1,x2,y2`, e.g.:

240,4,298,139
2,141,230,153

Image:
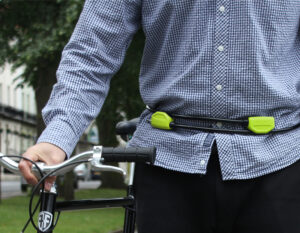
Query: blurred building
0,63,99,177
0,65,105,193
0,63,37,158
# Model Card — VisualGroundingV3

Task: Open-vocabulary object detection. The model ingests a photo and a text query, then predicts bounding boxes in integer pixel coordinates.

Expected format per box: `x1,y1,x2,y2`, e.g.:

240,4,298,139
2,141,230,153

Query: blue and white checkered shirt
38,0,300,180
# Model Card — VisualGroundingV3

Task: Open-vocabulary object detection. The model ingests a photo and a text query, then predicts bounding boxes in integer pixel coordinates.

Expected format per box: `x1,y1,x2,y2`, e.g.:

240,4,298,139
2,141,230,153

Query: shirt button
216,122,223,128
218,45,224,52
216,84,222,91
219,6,225,12
200,160,206,165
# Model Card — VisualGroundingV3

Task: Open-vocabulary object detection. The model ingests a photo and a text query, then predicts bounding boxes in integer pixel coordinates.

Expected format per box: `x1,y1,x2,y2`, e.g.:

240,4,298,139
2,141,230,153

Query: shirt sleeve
37,0,141,157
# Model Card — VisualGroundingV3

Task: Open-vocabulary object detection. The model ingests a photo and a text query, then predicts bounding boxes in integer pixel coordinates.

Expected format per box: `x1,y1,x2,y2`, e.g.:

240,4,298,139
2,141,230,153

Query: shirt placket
211,0,230,129
211,0,236,179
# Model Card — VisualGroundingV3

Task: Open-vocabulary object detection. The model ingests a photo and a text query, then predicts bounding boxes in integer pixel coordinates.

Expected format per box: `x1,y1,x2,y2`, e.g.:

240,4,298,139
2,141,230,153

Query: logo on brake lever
92,146,103,166
38,211,53,232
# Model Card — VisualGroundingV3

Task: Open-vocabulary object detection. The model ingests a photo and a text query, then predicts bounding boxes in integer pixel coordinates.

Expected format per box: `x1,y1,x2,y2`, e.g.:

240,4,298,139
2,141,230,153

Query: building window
27,94,30,113
13,88,17,108
0,83,2,103
7,86,10,105
22,92,25,111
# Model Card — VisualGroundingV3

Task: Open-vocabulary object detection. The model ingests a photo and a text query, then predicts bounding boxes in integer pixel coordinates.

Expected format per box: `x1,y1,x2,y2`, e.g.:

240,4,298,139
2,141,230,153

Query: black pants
134,142,300,233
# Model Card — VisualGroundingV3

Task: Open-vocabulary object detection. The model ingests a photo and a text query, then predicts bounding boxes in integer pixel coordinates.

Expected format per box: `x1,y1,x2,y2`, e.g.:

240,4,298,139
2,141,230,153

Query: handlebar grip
102,147,156,164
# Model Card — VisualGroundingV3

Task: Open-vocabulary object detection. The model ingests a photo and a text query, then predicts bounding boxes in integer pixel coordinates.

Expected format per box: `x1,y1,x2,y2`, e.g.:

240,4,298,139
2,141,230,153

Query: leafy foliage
1,0,145,190
0,0,84,88
0,0,145,145
97,30,145,147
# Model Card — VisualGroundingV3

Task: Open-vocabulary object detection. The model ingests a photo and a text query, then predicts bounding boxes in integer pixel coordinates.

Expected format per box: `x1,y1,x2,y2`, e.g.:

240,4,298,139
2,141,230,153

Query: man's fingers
19,159,56,191
19,143,66,189
18,159,39,185
44,176,56,191
19,158,57,191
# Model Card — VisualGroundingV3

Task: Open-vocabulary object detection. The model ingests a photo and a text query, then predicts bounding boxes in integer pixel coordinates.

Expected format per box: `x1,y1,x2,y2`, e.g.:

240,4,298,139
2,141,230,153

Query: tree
1,0,85,200
0,0,145,192
0,0,85,136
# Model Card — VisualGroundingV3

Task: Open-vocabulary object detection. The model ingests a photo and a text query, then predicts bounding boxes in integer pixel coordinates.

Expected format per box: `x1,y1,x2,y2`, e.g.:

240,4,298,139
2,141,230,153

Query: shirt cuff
37,119,81,158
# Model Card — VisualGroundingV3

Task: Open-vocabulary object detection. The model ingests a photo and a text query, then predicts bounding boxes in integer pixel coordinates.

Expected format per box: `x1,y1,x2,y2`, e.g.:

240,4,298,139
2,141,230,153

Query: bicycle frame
39,185,136,233
0,121,147,233
38,163,137,233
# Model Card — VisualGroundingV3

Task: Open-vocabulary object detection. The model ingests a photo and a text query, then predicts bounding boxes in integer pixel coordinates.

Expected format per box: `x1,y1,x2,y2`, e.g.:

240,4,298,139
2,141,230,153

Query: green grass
0,188,126,233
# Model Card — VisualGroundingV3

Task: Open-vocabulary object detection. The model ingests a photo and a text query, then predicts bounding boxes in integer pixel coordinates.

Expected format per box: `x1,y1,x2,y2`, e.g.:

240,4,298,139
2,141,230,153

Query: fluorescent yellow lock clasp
248,117,275,134
150,112,174,130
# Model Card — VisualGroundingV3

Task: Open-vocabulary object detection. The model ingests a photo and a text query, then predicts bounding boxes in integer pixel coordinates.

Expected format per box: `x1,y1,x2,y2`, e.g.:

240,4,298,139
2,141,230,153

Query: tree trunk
96,103,126,189
63,171,75,200
34,63,75,200
34,65,57,137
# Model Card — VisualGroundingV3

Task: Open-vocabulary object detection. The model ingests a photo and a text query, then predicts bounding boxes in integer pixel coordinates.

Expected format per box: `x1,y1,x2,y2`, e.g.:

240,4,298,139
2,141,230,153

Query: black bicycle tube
123,185,136,233
38,191,57,233
55,197,134,212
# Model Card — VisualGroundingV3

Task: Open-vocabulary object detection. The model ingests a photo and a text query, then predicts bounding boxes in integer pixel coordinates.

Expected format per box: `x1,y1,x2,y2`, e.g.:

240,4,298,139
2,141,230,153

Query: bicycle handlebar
102,147,156,163
0,146,156,179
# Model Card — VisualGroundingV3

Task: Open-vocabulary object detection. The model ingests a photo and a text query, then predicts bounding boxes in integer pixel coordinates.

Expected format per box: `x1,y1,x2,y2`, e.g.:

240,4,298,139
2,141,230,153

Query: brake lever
91,164,126,177
91,146,126,177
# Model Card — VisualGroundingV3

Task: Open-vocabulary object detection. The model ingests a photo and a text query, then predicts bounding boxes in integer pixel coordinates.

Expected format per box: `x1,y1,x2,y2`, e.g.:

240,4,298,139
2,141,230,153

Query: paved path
0,180,25,199
78,180,101,189
0,180,101,199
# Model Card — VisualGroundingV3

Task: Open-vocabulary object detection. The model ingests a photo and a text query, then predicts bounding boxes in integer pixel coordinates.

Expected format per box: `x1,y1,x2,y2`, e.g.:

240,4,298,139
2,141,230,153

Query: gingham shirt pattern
37,0,300,180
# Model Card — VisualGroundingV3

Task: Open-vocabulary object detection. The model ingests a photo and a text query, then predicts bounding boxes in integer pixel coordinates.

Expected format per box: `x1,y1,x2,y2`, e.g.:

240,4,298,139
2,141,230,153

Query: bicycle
0,118,154,233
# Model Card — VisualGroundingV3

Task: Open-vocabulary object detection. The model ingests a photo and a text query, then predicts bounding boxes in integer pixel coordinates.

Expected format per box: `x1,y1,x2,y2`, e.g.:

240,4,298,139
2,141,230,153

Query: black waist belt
146,106,300,135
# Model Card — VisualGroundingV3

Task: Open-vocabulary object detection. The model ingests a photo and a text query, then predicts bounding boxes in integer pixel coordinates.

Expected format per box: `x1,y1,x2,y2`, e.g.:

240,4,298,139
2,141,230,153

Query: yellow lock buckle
248,117,275,134
150,112,174,130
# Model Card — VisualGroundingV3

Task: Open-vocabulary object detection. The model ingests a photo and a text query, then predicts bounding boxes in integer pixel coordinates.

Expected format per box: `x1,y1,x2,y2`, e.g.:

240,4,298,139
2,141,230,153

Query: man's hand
19,142,66,190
